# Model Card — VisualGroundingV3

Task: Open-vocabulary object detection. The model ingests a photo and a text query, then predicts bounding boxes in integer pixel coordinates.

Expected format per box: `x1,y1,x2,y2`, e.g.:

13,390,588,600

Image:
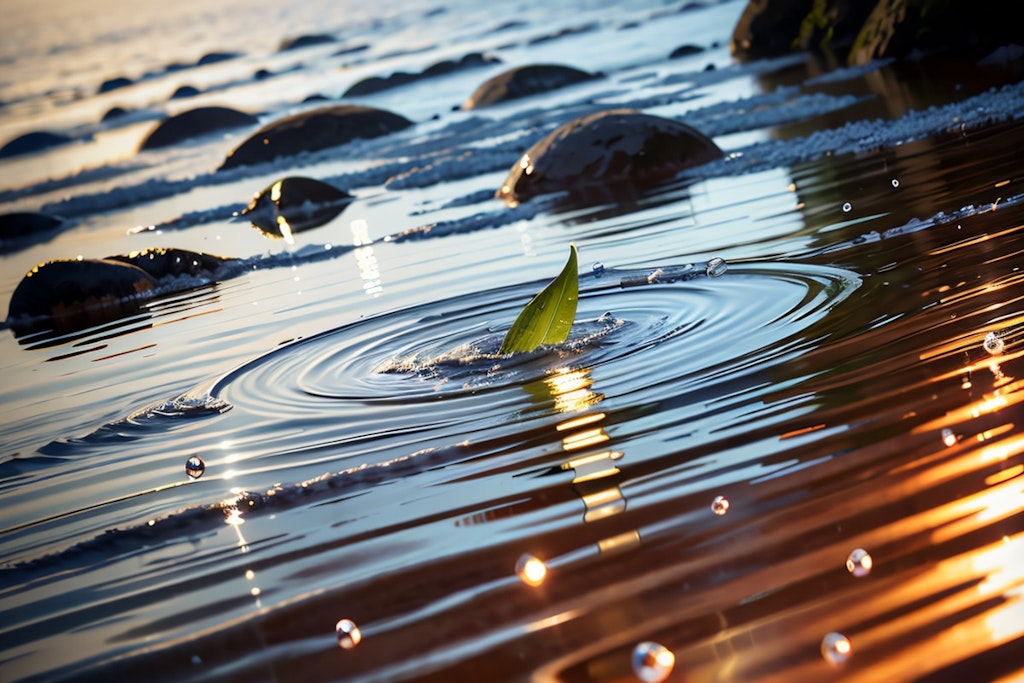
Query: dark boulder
217,104,413,170
0,131,72,158
138,106,259,151
462,64,598,109
108,247,231,279
0,212,66,253
99,76,133,93
7,258,157,323
242,177,353,240
344,52,500,97
7,249,232,327
197,51,241,66
170,85,201,99
731,0,1016,65
496,109,723,205
278,34,336,52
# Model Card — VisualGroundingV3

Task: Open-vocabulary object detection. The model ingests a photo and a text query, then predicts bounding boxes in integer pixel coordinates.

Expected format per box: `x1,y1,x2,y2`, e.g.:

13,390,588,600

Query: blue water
2,0,1023,681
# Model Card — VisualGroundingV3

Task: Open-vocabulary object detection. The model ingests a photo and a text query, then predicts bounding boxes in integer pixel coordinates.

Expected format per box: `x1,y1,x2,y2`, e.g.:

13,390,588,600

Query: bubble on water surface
336,618,362,649
983,332,1004,355
846,548,872,576
705,256,727,278
842,202,852,212
631,641,675,682
185,456,205,479
592,261,605,277
891,178,900,188
942,428,958,447
821,632,852,665
711,495,729,515
516,553,547,586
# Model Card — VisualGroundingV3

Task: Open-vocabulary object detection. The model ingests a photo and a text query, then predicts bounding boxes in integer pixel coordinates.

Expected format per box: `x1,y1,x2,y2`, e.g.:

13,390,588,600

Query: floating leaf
500,244,579,354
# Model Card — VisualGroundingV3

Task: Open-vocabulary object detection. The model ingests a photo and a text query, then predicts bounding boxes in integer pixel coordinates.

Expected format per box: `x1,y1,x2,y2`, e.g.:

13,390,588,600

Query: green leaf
499,244,579,354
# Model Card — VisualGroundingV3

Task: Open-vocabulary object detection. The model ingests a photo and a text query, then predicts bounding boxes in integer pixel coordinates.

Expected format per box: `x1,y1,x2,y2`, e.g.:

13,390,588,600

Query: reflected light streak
562,427,609,451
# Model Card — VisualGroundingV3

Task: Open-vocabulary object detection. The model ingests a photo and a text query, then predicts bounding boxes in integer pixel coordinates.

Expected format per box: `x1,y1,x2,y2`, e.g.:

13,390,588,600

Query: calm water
1,0,1023,681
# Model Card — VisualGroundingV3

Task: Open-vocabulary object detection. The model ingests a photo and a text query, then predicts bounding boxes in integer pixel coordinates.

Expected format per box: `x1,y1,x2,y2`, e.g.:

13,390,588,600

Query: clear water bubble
891,178,900,188
941,428,958,447
846,548,872,577
821,632,852,665
983,332,1004,355
711,495,729,516
842,202,852,213
705,256,727,278
516,553,547,587
336,618,362,649
592,261,605,277
185,456,205,479
631,641,675,682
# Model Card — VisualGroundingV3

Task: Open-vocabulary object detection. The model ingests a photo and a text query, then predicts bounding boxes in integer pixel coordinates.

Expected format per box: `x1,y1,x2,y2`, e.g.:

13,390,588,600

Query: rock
0,212,65,253
101,106,129,122
669,44,704,59
196,51,240,66
99,76,133,93
7,258,157,323
170,85,201,99
731,0,1015,65
344,52,500,97
107,247,231,279
217,104,413,170
138,106,258,151
7,249,232,328
496,109,723,205
278,34,336,52
0,131,72,158
242,177,353,240
461,64,598,109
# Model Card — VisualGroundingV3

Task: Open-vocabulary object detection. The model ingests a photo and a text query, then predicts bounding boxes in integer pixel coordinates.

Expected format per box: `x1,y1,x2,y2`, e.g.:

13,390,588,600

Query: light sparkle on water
631,641,675,682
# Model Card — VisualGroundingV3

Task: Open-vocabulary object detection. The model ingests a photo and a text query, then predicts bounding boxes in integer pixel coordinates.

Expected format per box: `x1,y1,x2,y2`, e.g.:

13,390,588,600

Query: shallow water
2,0,1023,681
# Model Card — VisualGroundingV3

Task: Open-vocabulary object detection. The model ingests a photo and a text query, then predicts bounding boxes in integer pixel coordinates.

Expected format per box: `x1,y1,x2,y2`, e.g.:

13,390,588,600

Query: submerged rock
7,248,233,329
197,51,241,66
170,85,201,99
461,64,598,109
138,106,259,151
344,52,500,97
496,109,723,205
278,34,336,51
218,104,413,170
0,212,66,253
98,76,133,93
0,131,72,158
242,177,354,241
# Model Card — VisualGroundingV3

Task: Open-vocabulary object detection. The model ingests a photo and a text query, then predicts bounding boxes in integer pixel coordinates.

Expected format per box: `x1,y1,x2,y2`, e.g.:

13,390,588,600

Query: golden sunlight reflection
547,367,603,414
516,553,548,587
351,219,383,296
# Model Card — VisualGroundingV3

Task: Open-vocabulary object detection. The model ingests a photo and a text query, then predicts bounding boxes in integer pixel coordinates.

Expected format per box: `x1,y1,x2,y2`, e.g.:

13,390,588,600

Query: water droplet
592,261,605,277
846,548,872,577
941,428,958,447
821,632,852,665
891,178,900,188
705,256,728,278
842,202,852,213
983,332,1004,355
185,456,205,479
711,495,729,516
336,618,362,649
631,641,675,682
516,554,547,586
